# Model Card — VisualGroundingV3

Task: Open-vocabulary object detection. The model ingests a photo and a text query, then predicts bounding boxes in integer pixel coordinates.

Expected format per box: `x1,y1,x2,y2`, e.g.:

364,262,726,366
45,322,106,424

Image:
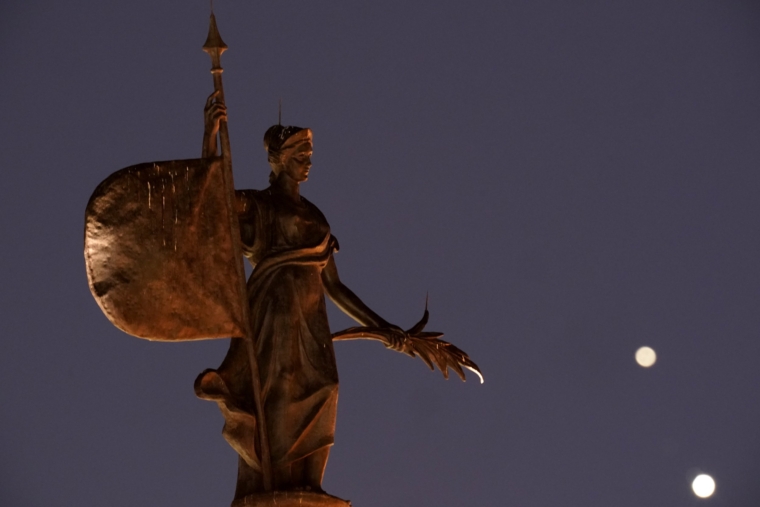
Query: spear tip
203,11,228,54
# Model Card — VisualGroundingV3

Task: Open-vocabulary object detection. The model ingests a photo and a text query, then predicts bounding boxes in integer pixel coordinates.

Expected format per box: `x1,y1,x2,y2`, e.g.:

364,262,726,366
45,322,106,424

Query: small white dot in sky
692,474,716,498
635,346,657,368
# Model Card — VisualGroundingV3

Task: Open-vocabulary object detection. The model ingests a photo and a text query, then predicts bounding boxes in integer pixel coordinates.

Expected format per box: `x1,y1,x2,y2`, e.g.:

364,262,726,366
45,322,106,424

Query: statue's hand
383,324,408,352
204,90,227,137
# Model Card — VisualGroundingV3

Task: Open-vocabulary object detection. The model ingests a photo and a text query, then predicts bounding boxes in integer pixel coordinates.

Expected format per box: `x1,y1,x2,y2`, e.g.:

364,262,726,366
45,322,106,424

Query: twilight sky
2,1,760,506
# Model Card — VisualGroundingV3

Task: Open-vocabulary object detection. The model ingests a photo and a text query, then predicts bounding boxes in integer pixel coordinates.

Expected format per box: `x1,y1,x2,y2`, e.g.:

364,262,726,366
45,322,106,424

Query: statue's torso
236,188,330,265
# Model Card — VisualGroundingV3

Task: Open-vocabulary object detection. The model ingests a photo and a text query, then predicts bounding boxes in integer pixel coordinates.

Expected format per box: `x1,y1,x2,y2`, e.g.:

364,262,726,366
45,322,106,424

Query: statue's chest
271,199,328,248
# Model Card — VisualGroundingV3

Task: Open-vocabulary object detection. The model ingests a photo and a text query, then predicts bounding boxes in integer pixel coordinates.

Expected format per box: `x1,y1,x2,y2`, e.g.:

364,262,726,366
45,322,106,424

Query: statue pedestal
231,491,351,507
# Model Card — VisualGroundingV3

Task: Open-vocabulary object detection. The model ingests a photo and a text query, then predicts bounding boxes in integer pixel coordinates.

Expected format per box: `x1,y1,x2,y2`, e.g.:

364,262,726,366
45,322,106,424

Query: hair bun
263,125,305,155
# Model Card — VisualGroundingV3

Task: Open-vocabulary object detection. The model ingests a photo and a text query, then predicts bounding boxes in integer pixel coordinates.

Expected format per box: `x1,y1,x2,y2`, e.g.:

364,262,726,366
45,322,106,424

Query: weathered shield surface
84,158,246,341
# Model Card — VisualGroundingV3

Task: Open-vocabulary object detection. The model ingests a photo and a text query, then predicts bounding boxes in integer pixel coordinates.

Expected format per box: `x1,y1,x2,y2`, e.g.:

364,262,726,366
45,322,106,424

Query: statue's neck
272,173,301,203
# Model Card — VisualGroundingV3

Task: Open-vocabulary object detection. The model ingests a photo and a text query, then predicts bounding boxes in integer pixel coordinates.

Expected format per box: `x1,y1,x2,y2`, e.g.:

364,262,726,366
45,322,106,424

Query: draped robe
195,187,339,475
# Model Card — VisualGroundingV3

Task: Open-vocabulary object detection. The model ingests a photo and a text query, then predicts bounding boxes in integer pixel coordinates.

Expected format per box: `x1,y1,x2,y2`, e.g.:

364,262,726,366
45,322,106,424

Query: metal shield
84,158,247,341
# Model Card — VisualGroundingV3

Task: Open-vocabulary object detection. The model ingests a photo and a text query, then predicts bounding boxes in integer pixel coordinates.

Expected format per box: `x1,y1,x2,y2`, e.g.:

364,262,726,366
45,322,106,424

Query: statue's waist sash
247,234,337,299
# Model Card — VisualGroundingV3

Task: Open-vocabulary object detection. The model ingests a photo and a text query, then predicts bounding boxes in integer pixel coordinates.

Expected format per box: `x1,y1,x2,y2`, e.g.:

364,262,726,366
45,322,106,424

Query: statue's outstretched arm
323,254,484,383
321,254,399,330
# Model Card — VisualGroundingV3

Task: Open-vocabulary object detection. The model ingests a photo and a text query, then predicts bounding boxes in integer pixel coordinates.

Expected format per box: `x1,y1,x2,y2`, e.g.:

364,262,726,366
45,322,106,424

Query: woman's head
263,125,313,184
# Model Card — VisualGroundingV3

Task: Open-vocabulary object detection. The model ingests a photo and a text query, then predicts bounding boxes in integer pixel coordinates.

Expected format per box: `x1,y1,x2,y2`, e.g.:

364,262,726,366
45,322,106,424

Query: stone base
231,491,351,507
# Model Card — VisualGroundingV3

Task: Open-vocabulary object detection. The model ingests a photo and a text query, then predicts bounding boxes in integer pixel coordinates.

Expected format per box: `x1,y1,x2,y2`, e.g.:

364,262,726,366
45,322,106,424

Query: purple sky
2,1,760,506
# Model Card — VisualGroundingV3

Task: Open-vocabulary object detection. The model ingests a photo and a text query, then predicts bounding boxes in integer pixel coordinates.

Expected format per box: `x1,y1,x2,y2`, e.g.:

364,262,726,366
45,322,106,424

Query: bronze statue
84,12,481,507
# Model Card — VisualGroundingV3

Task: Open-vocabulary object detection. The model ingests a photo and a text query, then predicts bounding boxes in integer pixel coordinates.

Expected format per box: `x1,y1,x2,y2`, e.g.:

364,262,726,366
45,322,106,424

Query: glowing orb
635,346,657,368
692,474,716,498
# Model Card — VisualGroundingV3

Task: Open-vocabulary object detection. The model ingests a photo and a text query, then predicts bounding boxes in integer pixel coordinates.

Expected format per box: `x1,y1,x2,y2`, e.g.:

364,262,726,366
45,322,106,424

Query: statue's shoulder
235,188,269,216
301,195,328,224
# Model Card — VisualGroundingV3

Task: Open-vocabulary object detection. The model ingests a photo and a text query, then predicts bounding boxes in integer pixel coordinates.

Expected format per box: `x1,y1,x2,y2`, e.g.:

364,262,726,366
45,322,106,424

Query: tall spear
202,12,274,491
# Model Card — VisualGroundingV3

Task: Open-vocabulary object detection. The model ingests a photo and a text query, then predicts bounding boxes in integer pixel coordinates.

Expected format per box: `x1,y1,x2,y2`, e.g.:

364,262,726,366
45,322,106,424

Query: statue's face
279,135,313,183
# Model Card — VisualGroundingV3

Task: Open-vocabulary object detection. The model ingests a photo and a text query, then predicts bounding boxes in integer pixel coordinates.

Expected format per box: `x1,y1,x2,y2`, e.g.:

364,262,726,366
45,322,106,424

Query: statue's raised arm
203,90,227,158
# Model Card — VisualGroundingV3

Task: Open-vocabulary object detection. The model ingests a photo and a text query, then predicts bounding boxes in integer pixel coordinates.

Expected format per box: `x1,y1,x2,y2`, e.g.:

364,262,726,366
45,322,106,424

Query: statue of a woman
194,92,406,499
83,21,480,507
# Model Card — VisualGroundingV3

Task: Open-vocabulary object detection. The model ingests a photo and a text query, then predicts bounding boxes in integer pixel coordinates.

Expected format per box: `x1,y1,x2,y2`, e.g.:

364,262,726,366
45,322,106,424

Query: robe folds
195,187,340,472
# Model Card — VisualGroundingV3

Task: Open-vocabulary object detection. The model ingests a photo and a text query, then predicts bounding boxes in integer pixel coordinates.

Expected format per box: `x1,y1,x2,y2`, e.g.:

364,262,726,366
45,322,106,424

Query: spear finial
203,11,228,57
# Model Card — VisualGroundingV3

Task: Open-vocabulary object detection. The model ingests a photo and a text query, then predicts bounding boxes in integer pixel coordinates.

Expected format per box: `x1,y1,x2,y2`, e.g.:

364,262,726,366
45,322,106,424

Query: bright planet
635,346,657,368
692,474,716,498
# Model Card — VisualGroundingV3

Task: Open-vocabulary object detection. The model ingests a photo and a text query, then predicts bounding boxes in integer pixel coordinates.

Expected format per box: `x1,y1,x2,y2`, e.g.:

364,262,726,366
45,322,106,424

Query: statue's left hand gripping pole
203,13,274,492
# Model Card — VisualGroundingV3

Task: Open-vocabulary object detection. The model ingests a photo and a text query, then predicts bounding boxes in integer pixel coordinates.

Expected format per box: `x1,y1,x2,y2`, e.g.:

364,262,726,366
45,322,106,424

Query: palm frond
331,303,483,384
